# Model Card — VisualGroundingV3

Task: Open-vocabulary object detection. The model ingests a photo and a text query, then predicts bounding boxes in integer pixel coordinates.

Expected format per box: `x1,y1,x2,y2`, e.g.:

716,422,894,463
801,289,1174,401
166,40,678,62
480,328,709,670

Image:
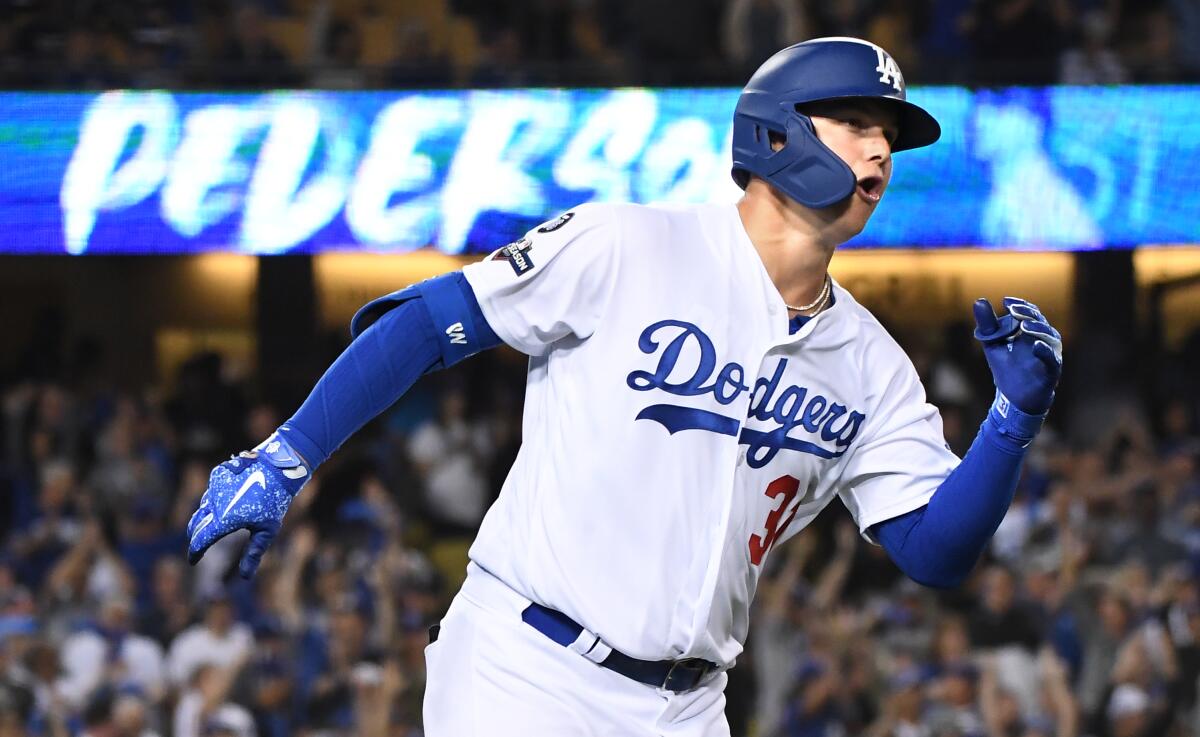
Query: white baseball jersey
461,201,958,668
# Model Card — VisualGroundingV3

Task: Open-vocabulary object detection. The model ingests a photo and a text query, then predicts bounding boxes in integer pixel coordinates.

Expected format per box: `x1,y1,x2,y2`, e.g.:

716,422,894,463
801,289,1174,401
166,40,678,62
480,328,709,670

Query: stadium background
3,1,1200,736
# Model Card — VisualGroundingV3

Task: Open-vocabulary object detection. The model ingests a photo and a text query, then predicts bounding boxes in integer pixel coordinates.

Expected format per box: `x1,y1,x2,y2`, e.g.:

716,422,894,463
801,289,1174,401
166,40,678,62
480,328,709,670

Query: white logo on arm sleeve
446,322,468,344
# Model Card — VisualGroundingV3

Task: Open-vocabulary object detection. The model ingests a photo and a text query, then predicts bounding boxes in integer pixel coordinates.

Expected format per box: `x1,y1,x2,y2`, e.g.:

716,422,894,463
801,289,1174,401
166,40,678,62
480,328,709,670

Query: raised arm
870,298,1063,587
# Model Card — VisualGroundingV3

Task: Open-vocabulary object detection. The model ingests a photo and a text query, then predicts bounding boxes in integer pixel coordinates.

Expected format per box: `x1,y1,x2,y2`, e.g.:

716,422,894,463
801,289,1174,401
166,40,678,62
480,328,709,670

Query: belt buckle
661,658,712,693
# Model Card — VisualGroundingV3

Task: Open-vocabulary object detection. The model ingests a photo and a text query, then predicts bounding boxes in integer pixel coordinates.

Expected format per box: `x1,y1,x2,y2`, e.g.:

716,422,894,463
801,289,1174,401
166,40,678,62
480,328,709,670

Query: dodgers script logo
625,320,866,468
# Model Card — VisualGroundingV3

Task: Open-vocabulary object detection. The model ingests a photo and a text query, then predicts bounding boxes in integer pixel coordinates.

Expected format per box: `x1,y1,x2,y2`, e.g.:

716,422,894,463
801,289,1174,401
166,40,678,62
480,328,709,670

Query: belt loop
581,638,613,665
565,627,614,664
566,629,599,656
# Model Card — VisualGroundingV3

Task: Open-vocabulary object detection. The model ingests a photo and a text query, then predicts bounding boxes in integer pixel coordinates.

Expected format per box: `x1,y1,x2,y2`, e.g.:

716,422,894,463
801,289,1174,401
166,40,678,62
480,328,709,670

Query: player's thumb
187,513,218,566
239,526,278,579
972,298,1001,341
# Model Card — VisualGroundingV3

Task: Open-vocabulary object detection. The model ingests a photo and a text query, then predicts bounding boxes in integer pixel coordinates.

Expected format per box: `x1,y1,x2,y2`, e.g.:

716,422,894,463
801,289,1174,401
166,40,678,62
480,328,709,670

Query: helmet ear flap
777,112,857,208
730,104,856,208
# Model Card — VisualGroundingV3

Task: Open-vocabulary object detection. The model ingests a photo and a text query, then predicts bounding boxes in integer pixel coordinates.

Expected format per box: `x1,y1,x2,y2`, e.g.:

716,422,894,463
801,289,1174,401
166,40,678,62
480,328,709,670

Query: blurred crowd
0,337,527,737
0,0,1197,89
2,306,1200,737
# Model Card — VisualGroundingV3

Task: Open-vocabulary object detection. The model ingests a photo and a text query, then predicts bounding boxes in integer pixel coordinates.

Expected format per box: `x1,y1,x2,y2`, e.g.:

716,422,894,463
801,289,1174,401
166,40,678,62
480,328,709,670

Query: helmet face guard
731,38,941,209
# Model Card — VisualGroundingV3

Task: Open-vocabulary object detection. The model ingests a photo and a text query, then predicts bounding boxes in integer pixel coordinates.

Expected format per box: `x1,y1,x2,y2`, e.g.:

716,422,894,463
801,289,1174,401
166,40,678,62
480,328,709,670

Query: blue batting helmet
731,37,941,208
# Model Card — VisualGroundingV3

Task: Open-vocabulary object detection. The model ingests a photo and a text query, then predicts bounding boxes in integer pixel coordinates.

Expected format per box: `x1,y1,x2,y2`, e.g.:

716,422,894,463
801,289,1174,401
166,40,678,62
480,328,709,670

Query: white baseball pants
423,563,731,736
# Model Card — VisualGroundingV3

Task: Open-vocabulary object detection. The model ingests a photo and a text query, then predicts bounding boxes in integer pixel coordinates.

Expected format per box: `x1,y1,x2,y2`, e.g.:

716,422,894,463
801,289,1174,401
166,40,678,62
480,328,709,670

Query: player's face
801,99,899,237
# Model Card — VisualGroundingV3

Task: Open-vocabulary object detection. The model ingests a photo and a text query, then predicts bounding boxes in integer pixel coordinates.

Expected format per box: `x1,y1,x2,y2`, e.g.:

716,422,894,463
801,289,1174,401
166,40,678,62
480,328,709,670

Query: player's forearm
187,273,501,576
871,409,1033,588
281,272,501,469
278,298,440,468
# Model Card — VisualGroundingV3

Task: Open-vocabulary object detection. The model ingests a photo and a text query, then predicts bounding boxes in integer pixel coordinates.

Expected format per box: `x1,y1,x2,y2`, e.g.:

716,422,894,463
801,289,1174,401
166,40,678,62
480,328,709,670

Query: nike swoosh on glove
187,431,311,578
973,297,1063,416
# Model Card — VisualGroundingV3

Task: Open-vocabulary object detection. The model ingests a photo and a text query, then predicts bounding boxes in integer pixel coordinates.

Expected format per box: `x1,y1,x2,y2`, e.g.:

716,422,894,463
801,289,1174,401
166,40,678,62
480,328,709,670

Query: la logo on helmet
874,47,903,93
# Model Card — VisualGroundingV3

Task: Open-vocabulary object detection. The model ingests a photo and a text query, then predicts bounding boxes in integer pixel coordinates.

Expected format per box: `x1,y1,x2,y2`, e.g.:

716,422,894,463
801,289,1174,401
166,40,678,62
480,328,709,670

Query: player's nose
864,131,891,166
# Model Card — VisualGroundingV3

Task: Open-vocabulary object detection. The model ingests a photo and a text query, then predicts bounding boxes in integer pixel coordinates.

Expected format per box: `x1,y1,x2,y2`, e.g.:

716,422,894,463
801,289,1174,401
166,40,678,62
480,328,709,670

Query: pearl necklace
785,274,831,315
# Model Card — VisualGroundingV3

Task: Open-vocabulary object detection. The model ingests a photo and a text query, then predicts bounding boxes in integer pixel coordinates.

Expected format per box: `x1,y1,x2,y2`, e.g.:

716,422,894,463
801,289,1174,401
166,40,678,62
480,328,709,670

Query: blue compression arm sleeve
278,272,501,469
870,413,1032,589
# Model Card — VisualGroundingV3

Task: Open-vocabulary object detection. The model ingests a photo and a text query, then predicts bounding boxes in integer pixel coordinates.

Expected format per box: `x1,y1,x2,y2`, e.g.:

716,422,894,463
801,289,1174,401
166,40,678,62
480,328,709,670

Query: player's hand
186,431,311,578
972,297,1062,415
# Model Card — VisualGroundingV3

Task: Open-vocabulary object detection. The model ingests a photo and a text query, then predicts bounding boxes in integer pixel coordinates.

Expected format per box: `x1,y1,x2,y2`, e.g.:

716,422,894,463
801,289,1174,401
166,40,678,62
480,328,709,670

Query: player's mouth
856,175,884,204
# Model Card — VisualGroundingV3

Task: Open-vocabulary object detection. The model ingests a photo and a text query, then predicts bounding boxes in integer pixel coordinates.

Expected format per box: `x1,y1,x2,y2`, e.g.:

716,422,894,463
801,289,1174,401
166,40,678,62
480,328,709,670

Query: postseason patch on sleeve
490,237,535,276
536,211,574,233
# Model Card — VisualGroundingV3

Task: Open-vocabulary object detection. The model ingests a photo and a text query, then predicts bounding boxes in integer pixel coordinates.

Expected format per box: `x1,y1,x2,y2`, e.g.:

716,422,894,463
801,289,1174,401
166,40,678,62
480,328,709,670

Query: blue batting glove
187,431,311,578
973,297,1063,441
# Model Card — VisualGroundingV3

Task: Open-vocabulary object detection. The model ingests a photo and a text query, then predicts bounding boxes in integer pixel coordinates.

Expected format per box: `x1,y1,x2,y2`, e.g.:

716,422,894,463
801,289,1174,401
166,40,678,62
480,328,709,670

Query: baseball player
186,38,1063,736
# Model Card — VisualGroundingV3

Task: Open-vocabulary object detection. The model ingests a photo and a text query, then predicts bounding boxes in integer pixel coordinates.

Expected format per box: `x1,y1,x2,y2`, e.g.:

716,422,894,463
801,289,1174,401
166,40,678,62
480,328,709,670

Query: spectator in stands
11,460,81,593
468,25,525,87
864,666,925,737
127,3,187,88
1076,586,1140,716
213,4,296,100
1112,483,1188,574
1169,0,1200,80
118,495,186,614
1118,7,1179,83
566,0,627,82
864,0,922,76
15,638,70,736
173,655,257,737
779,655,846,737
166,353,245,459
56,594,166,711
89,398,169,512
720,0,810,73
387,19,453,88
407,387,493,536
0,559,33,620
137,558,195,650
968,565,1042,652
310,19,368,90
303,598,376,731
244,618,295,737
167,591,254,689
1060,9,1128,84
111,691,162,737
925,660,986,736
0,622,36,732
982,648,1079,737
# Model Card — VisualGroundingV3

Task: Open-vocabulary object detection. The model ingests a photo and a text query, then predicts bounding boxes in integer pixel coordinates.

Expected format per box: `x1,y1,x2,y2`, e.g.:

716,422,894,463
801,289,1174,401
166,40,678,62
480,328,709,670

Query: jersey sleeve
461,203,621,356
836,348,960,539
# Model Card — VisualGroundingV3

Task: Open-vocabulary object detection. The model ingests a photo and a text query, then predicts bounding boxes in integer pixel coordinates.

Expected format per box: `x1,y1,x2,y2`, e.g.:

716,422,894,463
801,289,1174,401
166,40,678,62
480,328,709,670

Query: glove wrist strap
986,390,1046,448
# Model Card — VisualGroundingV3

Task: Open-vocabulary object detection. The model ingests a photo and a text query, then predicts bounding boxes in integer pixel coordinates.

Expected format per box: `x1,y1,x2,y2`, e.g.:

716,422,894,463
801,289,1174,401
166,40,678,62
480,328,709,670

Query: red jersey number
748,475,802,565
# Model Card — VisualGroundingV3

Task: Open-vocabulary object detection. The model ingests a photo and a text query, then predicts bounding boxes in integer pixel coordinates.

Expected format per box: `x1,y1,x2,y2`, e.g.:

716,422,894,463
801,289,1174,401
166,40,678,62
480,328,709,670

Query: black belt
520,602,717,693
